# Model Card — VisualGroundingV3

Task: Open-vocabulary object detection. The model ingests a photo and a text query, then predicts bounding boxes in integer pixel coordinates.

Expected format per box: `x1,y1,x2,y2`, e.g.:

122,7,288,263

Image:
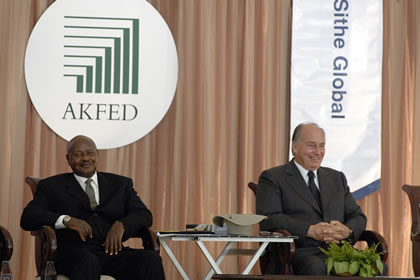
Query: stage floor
212,274,418,280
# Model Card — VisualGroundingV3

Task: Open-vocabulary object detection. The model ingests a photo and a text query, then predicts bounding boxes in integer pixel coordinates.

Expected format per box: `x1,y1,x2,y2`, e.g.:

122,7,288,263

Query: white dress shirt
55,172,99,229
294,160,320,191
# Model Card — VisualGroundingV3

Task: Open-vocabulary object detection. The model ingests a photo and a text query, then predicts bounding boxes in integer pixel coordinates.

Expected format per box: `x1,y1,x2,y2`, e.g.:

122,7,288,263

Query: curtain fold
0,0,419,278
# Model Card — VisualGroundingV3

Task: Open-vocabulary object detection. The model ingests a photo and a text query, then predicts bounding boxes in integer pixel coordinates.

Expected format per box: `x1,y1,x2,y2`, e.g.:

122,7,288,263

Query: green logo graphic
63,16,140,94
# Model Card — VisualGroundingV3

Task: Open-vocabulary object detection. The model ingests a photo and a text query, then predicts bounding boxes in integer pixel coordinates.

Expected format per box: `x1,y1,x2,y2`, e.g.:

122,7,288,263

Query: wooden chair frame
402,184,420,276
25,176,160,280
0,225,13,280
248,182,388,275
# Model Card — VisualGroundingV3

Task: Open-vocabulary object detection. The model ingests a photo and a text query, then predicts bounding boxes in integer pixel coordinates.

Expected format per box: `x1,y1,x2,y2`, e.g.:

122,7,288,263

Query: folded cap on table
213,214,267,236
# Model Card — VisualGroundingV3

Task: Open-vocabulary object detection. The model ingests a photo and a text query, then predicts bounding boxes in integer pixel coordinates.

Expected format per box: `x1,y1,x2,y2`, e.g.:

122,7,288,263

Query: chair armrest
412,232,420,241
31,225,57,277
260,229,295,275
0,225,13,262
137,227,160,254
0,225,13,278
271,229,296,263
359,230,388,262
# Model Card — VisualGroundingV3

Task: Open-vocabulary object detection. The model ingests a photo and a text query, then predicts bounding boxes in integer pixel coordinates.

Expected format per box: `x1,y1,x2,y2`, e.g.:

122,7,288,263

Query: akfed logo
63,16,141,95
25,0,178,149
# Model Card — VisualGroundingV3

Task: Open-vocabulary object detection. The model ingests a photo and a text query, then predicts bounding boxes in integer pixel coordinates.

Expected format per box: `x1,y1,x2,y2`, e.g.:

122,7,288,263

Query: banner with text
290,0,383,199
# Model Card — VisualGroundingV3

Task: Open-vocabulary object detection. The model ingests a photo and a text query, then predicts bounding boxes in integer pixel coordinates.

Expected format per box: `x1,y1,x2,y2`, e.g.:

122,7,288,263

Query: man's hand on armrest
103,220,125,256
65,216,93,241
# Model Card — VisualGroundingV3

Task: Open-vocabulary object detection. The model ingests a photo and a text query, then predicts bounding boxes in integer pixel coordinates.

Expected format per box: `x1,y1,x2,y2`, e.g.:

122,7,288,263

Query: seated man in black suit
256,123,367,275
21,135,165,280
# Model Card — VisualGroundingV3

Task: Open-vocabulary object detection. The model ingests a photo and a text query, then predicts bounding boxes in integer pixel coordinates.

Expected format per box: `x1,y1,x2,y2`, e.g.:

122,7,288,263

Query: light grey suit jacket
256,160,366,249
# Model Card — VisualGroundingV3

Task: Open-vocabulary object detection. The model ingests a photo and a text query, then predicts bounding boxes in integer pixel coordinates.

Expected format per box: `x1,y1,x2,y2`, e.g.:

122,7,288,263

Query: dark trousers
55,246,165,280
292,247,328,275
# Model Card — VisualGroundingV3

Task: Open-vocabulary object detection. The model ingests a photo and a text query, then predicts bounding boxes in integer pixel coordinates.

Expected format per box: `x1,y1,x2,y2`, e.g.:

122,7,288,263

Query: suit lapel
65,174,91,211
286,161,322,214
97,172,115,206
318,168,332,214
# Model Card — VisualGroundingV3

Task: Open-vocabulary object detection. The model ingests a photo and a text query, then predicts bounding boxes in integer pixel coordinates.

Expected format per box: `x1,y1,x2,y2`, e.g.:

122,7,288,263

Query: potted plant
320,240,384,277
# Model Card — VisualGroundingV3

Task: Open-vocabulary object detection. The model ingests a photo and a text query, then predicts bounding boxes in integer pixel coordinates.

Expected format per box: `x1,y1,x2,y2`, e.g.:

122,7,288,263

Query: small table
158,233,295,280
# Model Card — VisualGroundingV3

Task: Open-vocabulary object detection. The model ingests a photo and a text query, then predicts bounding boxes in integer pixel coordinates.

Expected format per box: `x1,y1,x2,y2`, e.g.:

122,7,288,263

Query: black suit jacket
256,160,366,249
21,172,152,250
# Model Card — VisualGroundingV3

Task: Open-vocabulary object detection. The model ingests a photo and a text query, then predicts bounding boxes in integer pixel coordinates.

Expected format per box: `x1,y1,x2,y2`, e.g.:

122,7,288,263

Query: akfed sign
25,0,178,149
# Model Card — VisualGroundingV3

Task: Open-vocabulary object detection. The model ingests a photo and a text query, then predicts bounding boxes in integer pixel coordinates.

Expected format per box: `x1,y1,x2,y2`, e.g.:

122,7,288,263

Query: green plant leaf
321,240,383,277
348,261,360,275
327,257,334,275
376,257,384,274
368,267,374,277
359,267,368,277
334,261,349,274
361,263,374,277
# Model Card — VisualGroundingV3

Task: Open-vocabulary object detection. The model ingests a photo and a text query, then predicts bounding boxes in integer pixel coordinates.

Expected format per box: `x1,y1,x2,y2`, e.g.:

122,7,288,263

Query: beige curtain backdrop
0,0,419,279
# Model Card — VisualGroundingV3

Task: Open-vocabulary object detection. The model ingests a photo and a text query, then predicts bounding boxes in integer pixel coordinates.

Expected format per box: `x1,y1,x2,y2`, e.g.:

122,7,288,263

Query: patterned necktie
307,171,321,207
85,178,98,209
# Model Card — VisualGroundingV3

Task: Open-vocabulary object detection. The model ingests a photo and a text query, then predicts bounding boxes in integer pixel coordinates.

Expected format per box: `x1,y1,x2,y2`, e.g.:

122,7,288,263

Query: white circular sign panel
25,0,178,149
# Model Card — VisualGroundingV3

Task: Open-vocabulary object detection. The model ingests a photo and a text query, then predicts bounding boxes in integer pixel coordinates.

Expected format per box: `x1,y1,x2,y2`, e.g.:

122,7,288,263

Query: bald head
292,123,325,145
67,135,97,155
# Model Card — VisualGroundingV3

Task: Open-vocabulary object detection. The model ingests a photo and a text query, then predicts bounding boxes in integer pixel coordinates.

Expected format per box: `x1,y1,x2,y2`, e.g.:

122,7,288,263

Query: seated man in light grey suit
256,123,366,275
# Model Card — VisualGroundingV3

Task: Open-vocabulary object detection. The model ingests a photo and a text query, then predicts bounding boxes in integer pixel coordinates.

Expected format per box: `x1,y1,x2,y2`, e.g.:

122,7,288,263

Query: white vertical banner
290,0,383,199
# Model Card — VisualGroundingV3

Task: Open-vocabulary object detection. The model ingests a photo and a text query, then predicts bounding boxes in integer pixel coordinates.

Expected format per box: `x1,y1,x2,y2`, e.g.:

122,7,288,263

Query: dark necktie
85,178,98,209
307,171,321,207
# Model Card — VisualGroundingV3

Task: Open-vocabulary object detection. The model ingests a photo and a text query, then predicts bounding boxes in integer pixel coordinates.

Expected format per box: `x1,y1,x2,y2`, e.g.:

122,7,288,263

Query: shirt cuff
55,215,67,229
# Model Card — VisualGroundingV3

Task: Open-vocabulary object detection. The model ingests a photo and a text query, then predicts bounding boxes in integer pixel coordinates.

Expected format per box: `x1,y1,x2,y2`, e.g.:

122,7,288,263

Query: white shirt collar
293,159,319,188
73,172,98,189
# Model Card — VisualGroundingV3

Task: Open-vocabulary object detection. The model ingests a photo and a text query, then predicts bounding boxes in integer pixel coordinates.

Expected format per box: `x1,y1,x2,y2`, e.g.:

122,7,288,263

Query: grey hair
291,123,325,155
